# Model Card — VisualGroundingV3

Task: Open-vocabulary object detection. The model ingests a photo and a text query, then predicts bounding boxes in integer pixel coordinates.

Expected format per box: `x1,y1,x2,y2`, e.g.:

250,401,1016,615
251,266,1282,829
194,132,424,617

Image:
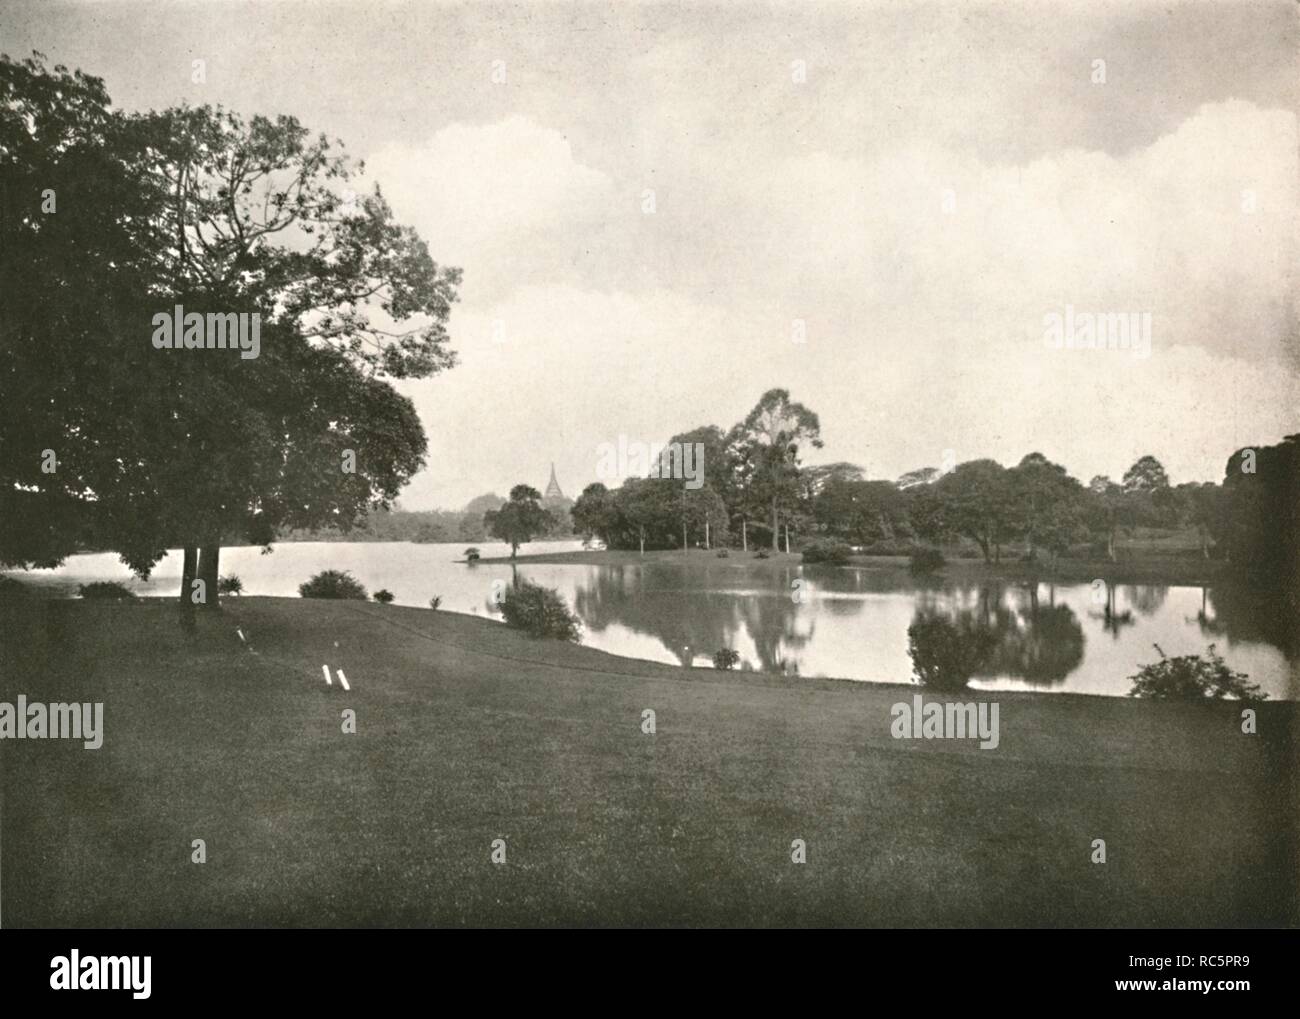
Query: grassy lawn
1,595,1294,927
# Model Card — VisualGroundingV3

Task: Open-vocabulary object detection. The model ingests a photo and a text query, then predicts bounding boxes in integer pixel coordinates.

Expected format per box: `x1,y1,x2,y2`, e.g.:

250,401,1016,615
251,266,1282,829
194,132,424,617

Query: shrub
428,595,442,610
373,589,395,604
801,539,852,565
1128,644,1266,700
906,610,998,691
77,581,136,600
715,548,729,558
298,570,368,600
500,580,581,642
754,548,771,559
909,548,946,575
217,574,243,596
712,648,740,670
464,547,481,563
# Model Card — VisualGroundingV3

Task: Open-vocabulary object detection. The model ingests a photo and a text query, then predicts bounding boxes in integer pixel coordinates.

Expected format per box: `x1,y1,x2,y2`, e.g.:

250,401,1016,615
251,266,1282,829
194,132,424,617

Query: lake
9,540,1297,700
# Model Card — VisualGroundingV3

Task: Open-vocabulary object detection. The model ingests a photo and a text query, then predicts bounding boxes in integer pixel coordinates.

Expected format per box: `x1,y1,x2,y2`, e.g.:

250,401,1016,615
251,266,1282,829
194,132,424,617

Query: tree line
568,388,1298,582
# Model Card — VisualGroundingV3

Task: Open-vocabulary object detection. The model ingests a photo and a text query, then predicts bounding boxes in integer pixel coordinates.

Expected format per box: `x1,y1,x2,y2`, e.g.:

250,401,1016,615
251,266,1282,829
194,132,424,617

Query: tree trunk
1106,526,1116,562
784,524,790,554
770,497,780,550
742,519,748,552
179,545,198,628
198,544,220,611
639,526,645,556
682,516,687,552
705,520,710,550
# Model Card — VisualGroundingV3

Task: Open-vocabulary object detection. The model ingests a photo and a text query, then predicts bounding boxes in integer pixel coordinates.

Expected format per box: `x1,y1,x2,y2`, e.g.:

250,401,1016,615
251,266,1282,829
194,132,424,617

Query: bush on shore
217,575,244,596
801,539,852,565
298,570,368,600
500,580,581,642
1128,644,1266,700
78,581,136,600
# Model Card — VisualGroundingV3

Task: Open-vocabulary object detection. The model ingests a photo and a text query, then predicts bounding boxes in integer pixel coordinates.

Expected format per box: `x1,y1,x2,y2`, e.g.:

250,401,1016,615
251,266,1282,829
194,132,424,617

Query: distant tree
799,462,867,501
615,476,680,553
458,513,488,542
933,459,1017,562
1010,453,1087,566
815,479,908,545
1176,482,1223,558
726,389,823,550
1087,475,1127,561
570,483,619,546
463,493,506,517
897,467,940,490
484,485,553,558
1122,455,1171,493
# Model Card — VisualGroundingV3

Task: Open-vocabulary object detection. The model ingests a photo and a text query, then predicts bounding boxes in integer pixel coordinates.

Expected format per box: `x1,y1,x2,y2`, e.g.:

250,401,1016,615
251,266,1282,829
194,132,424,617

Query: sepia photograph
0,0,1296,968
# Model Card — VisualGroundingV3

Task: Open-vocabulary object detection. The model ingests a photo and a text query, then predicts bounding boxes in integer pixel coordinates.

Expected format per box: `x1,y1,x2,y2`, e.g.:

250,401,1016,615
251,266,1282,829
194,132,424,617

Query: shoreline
473,546,1231,586
1,590,1288,702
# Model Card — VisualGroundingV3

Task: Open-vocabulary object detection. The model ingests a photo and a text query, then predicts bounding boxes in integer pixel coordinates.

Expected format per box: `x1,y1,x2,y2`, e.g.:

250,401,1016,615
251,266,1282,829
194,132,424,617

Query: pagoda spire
544,462,564,501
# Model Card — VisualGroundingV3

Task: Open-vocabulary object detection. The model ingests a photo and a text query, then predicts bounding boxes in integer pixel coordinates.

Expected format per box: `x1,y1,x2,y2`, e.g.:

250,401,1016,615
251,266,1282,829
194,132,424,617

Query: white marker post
336,670,351,692
322,665,332,686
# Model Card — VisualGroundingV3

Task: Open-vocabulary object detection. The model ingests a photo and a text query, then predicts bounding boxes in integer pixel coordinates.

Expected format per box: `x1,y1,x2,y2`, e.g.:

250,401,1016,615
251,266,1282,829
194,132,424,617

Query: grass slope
1,596,1295,927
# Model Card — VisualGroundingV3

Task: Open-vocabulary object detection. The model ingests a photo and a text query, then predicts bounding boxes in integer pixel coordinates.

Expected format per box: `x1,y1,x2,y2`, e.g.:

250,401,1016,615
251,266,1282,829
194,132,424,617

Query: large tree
726,388,823,550
1,55,167,570
1,54,460,618
485,485,553,558
933,459,1017,562
1010,452,1087,565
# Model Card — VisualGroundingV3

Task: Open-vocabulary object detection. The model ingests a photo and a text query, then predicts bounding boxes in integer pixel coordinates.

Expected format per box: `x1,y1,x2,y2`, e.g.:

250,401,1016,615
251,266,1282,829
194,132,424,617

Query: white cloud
365,115,618,300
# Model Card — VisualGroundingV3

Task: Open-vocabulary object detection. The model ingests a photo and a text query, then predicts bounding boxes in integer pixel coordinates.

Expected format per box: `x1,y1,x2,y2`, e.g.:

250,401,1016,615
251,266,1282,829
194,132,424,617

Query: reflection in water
907,586,1085,689
574,563,816,670
13,542,1297,699
905,606,1000,691
1129,586,1169,617
555,564,1290,697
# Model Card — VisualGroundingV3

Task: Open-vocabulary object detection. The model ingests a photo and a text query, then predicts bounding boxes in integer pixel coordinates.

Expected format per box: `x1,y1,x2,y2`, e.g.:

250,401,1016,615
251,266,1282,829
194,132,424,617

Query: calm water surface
11,541,1296,700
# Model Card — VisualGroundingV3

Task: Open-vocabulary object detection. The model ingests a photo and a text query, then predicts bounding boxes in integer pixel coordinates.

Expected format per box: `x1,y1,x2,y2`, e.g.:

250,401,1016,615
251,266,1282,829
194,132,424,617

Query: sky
3,0,1297,508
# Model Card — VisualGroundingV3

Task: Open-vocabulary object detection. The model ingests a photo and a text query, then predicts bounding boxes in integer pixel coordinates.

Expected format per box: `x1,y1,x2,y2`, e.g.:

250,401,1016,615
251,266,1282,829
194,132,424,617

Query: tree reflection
908,585,1086,689
570,563,824,670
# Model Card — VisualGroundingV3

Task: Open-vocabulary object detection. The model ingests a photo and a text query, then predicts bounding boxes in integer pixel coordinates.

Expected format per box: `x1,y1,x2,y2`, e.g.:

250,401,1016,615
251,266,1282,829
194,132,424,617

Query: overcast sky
5,0,1297,508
